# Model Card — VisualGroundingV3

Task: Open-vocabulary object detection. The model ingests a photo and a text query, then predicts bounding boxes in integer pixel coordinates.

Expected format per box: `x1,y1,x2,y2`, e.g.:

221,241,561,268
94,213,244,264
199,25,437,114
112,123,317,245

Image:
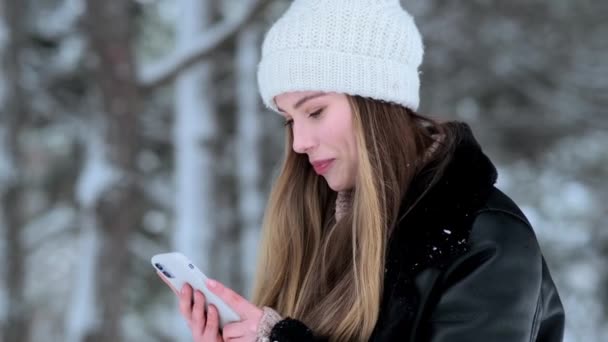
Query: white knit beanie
257,0,424,112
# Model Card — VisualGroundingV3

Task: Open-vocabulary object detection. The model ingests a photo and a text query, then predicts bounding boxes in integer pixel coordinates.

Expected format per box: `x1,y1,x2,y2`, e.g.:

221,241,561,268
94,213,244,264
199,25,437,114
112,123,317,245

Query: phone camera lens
154,263,164,270
162,270,174,279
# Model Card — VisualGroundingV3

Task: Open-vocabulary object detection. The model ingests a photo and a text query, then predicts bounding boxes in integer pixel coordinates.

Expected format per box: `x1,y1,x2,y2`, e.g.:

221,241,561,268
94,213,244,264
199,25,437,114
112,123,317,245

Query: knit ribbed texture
335,190,353,222
257,0,424,112
256,306,283,342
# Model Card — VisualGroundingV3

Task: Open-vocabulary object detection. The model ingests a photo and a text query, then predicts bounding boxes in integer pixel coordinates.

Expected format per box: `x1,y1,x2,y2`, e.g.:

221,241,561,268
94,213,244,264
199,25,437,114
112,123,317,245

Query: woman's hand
206,278,263,342
157,272,264,342
157,271,223,341
182,283,224,341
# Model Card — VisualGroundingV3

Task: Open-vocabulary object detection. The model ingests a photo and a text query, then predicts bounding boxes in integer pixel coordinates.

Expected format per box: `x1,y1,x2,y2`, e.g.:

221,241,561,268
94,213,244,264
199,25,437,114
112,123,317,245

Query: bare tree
64,0,271,340
235,22,264,296
79,0,143,340
170,0,219,338
0,0,31,340
138,0,269,90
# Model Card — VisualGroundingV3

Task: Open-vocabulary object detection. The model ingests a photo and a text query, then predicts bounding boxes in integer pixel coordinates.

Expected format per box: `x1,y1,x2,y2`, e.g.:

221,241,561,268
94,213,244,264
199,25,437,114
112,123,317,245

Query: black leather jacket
268,123,565,341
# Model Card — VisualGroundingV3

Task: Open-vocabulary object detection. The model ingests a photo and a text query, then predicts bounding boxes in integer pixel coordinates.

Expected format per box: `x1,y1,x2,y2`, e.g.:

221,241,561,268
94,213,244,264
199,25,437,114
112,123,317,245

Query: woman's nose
292,123,315,154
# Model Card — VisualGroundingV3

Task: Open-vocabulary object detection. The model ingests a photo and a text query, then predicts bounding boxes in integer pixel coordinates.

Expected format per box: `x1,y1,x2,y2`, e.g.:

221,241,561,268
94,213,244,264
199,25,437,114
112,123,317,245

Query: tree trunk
235,23,264,297
173,0,216,273
0,0,31,340
66,123,109,342
82,1,142,341
171,0,218,339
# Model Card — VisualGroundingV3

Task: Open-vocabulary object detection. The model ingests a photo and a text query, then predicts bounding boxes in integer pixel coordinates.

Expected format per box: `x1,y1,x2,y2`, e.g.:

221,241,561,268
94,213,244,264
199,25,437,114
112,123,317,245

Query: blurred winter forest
0,0,605,341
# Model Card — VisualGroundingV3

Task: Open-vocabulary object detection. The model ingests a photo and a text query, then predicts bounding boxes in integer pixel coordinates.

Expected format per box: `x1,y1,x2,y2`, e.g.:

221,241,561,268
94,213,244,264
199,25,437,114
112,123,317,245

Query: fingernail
207,279,217,288
181,285,186,294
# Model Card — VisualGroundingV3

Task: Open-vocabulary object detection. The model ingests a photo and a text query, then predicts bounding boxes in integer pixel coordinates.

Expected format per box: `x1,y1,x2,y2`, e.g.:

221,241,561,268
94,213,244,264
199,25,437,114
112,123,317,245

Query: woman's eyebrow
277,92,326,113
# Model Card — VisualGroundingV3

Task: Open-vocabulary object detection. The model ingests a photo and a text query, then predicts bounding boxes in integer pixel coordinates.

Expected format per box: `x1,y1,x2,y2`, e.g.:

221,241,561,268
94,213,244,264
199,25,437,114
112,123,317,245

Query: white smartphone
151,252,241,329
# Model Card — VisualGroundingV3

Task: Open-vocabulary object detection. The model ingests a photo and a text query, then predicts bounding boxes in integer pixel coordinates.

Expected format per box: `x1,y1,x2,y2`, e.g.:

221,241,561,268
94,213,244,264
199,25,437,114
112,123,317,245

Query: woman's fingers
201,304,220,341
179,284,194,323
171,283,222,342
191,290,206,336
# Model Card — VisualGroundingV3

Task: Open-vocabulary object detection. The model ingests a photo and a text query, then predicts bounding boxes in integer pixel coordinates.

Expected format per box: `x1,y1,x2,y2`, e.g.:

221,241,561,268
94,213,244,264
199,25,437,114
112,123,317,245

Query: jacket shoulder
424,190,549,341
479,187,532,226
469,198,543,268
467,187,542,263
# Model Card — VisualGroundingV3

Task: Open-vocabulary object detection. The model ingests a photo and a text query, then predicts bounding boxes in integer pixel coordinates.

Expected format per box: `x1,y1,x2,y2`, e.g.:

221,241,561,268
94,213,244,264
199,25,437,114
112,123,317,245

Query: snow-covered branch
138,0,269,90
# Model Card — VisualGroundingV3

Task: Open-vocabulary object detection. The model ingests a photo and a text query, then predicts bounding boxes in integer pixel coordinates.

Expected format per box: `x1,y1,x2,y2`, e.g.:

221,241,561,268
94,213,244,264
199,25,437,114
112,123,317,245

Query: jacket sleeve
268,318,329,342
427,210,545,342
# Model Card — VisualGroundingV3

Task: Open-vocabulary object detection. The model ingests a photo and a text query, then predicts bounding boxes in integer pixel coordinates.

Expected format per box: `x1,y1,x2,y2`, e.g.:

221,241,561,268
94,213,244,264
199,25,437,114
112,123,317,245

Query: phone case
151,252,241,329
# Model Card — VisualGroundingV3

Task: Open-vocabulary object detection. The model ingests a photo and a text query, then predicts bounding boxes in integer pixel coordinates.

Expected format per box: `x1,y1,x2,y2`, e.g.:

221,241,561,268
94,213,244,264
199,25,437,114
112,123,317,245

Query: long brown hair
251,95,457,341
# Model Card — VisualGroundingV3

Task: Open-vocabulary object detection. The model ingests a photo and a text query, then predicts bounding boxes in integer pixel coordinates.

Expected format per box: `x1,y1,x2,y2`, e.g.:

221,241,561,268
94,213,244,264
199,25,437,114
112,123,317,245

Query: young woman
160,0,565,341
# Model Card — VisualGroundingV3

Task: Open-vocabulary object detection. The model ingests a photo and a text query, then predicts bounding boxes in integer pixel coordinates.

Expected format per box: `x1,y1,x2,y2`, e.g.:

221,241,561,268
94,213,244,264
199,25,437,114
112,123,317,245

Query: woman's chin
324,177,350,192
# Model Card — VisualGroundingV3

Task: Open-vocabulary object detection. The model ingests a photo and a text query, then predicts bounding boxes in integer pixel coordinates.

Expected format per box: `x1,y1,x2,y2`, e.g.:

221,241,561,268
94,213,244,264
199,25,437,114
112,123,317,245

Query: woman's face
274,91,358,192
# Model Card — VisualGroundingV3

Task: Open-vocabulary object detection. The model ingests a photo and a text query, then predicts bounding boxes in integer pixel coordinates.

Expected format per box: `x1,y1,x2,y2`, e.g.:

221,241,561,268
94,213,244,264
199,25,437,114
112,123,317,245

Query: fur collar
381,122,498,317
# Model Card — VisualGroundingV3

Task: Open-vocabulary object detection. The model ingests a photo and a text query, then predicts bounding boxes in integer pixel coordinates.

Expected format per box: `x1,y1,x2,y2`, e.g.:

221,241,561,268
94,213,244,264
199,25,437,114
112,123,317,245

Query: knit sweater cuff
256,306,283,342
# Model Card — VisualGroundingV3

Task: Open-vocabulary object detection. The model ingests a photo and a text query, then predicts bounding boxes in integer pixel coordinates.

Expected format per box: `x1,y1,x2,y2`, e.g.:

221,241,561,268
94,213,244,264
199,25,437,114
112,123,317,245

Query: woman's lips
311,159,335,175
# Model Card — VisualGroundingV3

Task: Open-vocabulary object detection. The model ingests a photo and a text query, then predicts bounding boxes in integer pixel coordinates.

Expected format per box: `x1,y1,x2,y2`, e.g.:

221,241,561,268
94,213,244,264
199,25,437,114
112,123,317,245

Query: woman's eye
283,119,293,127
308,109,323,118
